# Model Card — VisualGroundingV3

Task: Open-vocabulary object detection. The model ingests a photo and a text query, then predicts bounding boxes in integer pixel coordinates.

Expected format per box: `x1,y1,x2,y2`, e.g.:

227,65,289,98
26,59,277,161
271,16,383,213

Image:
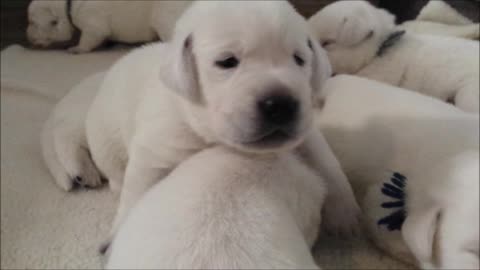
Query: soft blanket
0,45,410,269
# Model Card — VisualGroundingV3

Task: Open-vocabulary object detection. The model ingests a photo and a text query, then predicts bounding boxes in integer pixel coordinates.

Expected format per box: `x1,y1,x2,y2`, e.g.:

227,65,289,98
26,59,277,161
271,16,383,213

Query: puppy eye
50,20,58,26
293,54,304,67
215,56,239,69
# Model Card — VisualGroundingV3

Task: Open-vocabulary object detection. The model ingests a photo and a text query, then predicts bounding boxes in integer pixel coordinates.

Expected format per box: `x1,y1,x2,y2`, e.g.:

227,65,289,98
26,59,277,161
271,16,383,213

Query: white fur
106,146,325,269
35,0,359,252
27,0,191,53
416,0,473,25
41,72,105,191
400,21,480,40
316,75,479,269
308,0,480,113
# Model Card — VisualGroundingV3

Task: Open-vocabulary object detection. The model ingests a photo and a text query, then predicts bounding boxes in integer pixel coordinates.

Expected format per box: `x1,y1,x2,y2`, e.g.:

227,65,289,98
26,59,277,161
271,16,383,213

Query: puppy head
309,0,396,74
161,1,331,153
27,0,74,48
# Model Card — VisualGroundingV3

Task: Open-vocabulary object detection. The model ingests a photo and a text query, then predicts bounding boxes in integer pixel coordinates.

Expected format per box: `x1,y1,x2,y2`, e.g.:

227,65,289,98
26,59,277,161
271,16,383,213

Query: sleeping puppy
106,146,325,269
316,75,479,269
308,0,480,113
42,0,359,251
27,0,191,53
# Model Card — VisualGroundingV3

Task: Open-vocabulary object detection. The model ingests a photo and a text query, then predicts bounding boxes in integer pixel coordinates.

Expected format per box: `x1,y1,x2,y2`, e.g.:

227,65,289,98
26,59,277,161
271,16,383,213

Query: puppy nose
258,94,299,126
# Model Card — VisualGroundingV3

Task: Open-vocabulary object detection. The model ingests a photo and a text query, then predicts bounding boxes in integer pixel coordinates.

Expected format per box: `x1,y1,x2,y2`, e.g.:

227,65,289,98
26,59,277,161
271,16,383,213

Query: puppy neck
376,30,406,57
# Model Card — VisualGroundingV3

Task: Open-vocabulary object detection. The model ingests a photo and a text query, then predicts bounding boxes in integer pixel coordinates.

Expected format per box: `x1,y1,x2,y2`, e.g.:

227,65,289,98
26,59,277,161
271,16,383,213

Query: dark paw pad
70,176,84,190
74,176,83,185
71,176,93,190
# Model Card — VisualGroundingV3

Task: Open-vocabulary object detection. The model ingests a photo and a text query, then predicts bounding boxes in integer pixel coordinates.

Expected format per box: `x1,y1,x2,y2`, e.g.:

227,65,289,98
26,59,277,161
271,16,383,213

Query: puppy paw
65,172,104,193
70,175,105,190
321,194,362,236
56,176,78,192
99,240,111,255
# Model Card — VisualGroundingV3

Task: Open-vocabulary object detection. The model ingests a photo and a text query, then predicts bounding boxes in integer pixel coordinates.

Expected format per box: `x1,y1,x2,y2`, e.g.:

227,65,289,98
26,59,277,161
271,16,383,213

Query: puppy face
308,1,395,74
162,1,331,153
27,0,73,47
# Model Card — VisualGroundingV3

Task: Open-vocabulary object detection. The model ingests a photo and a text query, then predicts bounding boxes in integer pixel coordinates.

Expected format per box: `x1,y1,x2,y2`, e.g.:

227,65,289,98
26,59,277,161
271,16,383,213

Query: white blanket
0,45,410,269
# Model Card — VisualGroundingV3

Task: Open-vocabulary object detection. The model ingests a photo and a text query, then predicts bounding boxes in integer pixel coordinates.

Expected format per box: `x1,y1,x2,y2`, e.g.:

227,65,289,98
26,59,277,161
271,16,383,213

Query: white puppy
316,75,479,269
42,0,359,251
308,0,480,113
106,146,325,269
27,0,191,53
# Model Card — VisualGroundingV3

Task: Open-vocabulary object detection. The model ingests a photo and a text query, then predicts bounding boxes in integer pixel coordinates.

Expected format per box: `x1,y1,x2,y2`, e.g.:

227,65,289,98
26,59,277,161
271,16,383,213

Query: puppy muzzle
242,93,303,149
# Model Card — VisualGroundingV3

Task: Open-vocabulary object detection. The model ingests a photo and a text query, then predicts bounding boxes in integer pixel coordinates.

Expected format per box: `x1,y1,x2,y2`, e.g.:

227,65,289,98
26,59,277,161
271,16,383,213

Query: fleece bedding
0,44,411,269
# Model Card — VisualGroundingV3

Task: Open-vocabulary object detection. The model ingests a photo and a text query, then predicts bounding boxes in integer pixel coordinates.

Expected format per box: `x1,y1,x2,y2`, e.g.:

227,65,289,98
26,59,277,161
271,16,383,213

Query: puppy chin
220,126,310,154
27,34,51,48
29,36,76,50
30,41,51,49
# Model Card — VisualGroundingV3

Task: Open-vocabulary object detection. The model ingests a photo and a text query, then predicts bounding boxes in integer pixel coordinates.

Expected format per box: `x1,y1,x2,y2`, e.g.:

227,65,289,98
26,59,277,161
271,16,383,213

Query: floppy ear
308,38,332,92
160,34,202,104
337,15,374,46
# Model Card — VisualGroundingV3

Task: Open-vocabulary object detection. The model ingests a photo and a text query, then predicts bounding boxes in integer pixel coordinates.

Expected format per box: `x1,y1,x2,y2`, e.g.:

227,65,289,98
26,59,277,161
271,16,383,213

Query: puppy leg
101,144,172,253
42,113,102,191
54,128,103,189
68,31,107,53
299,129,361,236
88,138,126,194
68,19,110,53
41,116,75,191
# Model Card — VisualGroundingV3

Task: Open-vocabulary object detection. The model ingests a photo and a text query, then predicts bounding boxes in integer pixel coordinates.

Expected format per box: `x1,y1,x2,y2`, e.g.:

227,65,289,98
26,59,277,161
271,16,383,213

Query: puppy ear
308,38,332,92
337,16,371,46
337,16,374,46
160,34,202,104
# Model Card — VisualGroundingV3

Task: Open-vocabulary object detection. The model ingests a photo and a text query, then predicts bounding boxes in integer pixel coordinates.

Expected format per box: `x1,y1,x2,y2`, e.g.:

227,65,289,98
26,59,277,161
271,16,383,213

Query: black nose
258,94,299,126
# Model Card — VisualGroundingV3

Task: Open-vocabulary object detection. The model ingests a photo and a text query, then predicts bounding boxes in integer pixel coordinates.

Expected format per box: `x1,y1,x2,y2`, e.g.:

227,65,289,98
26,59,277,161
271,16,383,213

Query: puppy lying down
27,0,191,53
317,75,479,269
41,65,327,269
106,146,325,269
309,0,480,113
42,0,359,256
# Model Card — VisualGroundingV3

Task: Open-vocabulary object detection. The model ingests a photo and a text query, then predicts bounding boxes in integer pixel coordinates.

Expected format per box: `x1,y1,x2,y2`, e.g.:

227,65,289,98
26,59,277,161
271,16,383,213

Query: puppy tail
41,114,102,191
